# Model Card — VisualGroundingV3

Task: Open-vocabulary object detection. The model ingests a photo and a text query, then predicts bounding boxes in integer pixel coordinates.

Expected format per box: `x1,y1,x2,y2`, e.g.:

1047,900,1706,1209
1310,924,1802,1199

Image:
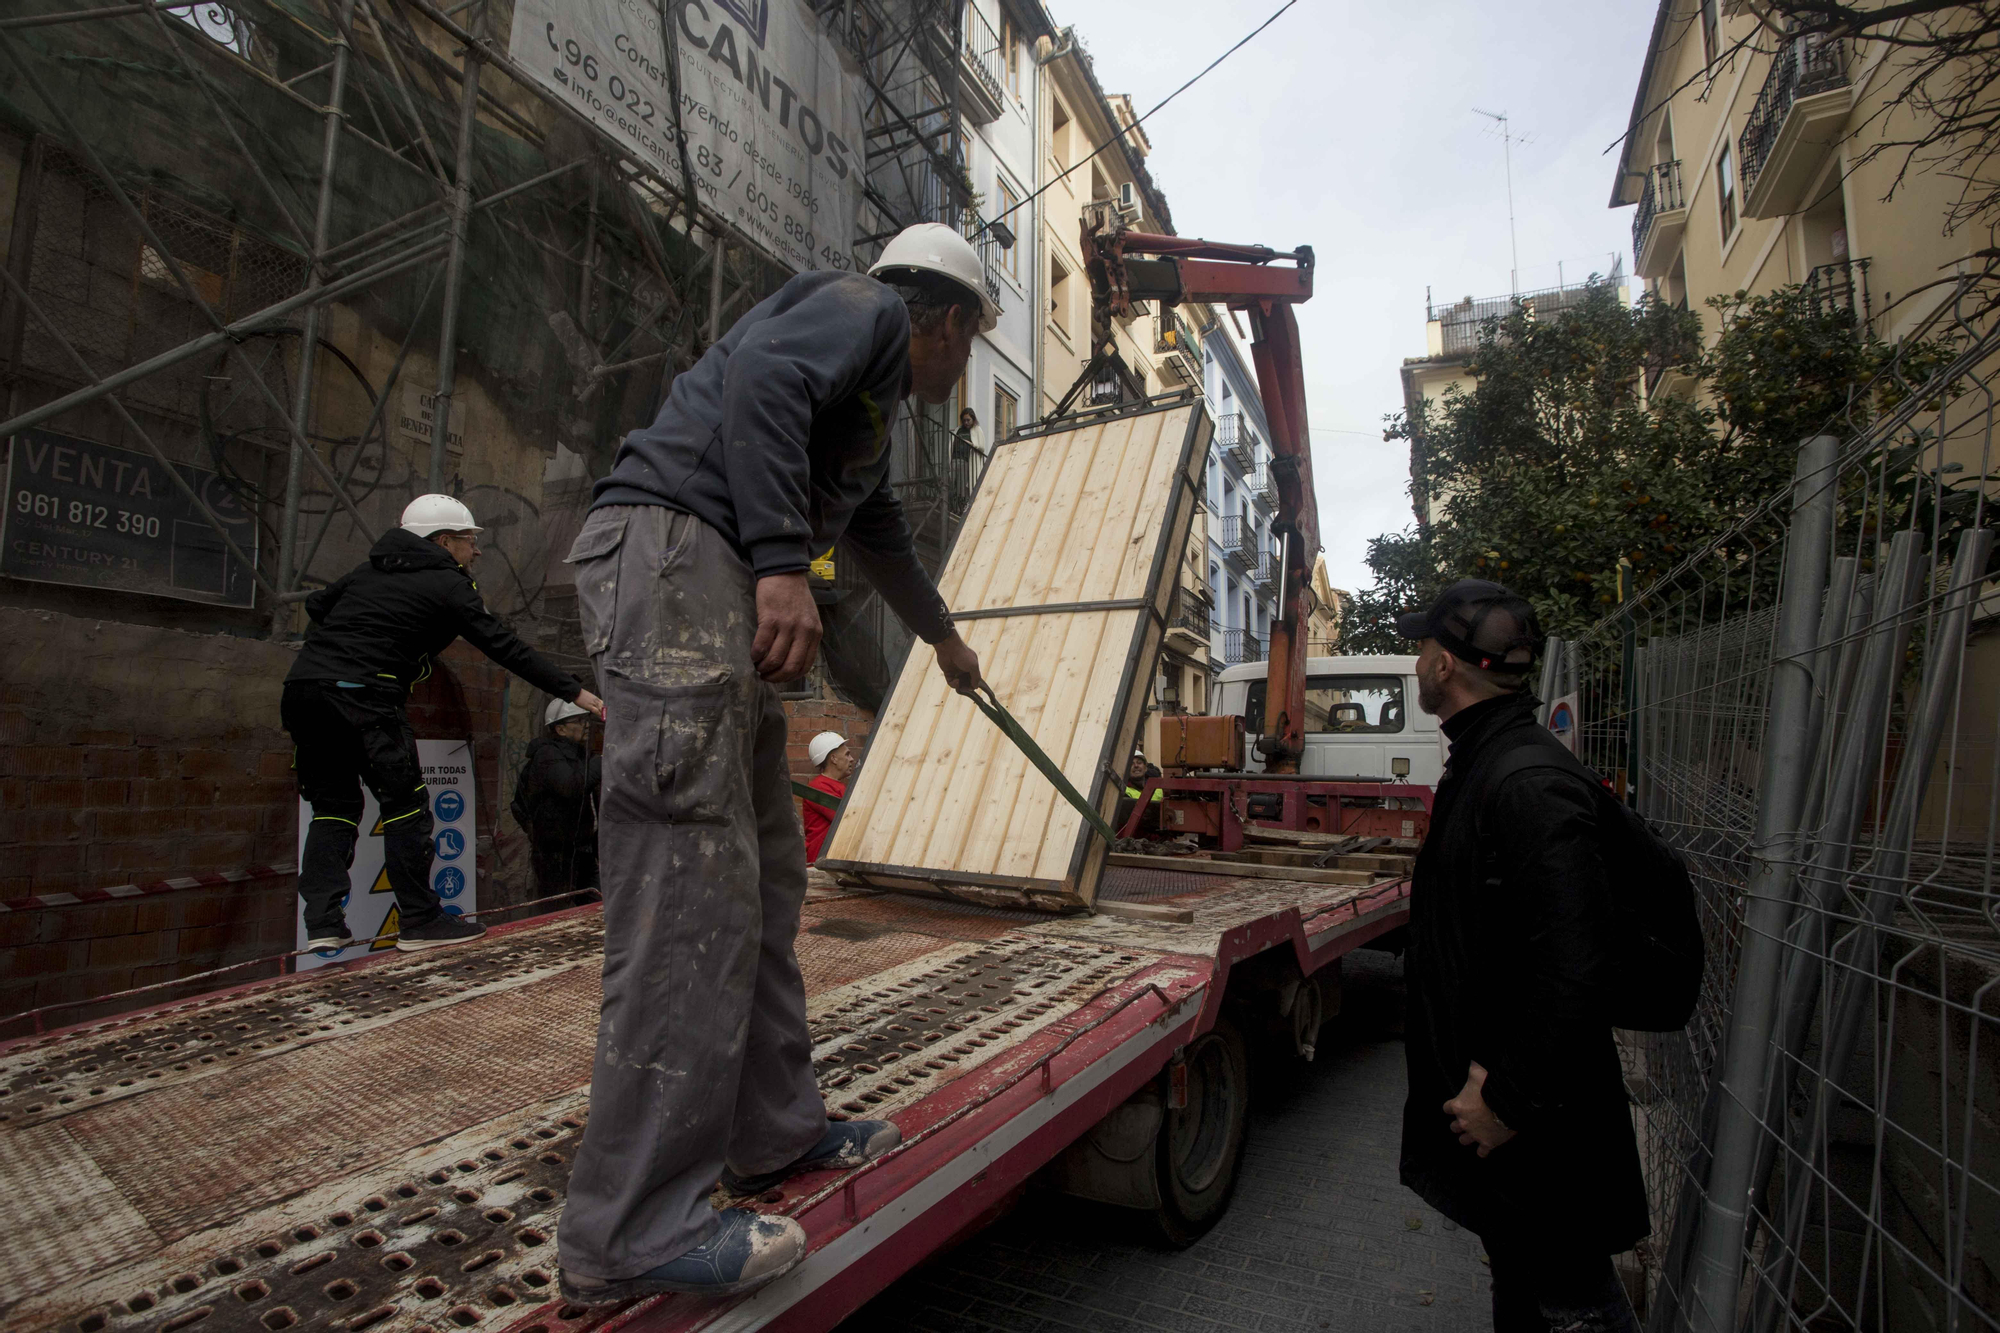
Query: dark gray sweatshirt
593,270,953,643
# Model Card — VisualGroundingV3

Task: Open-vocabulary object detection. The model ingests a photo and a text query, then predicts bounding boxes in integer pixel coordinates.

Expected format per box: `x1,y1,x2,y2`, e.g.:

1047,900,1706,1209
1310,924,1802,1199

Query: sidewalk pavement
839,950,1494,1332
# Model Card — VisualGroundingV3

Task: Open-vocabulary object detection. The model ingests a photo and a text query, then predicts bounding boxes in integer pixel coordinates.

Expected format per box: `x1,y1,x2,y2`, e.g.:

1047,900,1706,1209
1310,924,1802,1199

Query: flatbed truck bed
0,862,1411,1333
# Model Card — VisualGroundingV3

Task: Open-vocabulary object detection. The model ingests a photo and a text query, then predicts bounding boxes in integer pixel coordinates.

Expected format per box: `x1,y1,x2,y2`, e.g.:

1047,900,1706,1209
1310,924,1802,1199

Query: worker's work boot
558,1208,806,1302
303,924,352,952
395,915,486,951
721,1118,902,1196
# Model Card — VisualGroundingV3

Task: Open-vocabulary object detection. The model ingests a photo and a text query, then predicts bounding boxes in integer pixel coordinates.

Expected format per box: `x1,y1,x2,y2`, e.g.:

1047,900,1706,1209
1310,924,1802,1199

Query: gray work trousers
557,506,826,1280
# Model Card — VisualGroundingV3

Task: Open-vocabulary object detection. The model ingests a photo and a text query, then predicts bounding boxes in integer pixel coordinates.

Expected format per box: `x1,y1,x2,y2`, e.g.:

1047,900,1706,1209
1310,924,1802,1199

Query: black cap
1394,579,1541,674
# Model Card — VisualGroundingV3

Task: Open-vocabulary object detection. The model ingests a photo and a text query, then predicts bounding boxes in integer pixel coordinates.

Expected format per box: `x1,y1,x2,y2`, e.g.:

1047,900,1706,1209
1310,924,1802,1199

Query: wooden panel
824,396,1211,908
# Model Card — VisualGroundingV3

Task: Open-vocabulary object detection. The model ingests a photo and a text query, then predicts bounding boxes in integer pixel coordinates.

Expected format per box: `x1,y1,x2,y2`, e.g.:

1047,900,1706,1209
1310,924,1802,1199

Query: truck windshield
1243,674,1407,734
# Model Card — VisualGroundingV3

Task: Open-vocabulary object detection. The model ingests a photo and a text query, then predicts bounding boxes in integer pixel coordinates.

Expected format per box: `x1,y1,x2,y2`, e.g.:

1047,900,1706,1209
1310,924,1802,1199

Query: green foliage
1340,278,1957,646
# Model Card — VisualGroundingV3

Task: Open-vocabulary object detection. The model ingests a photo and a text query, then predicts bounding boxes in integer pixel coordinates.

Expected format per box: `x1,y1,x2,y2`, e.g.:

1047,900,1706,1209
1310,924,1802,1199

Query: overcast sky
1045,0,1657,594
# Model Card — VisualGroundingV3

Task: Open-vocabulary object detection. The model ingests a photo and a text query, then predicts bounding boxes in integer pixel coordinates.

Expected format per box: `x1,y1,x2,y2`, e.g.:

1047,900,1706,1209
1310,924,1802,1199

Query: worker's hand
933,631,983,696
1444,1061,1516,1158
575,690,606,721
753,572,822,683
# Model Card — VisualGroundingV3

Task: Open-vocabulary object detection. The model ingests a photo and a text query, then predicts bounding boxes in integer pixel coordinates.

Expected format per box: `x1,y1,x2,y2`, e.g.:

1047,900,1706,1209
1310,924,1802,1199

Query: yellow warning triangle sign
368,864,393,894
370,813,386,836
372,905,400,952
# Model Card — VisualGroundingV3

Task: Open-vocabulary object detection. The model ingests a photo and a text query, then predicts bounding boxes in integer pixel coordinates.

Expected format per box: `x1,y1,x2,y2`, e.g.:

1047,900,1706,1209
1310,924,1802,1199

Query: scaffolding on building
0,0,986,719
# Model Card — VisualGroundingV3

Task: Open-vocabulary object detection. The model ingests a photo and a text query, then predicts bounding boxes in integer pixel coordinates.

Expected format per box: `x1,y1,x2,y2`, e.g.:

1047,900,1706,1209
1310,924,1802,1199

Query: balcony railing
1223,628,1265,665
956,4,1008,121
957,211,1006,306
1632,160,1683,259
1220,514,1255,571
1644,296,1691,398
1216,412,1253,470
1251,555,1278,594
1248,466,1277,512
1428,259,1625,359
1169,605,1211,641
1741,36,1847,190
1804,256,1871,325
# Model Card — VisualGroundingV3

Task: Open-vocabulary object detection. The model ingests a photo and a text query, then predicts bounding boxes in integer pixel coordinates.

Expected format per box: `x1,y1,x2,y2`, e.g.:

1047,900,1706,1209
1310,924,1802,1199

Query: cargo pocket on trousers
601,677,737,825
565,515,628,657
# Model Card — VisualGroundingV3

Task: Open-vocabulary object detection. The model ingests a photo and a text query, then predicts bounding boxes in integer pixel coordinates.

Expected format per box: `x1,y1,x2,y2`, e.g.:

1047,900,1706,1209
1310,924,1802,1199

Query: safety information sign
508,0,866,273
294,739,479,970
2,429,259,608
1547,693,1580,751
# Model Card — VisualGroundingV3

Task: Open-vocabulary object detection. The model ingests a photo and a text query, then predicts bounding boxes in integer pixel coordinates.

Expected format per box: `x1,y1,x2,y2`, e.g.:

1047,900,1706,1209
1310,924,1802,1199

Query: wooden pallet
822,394,1210,909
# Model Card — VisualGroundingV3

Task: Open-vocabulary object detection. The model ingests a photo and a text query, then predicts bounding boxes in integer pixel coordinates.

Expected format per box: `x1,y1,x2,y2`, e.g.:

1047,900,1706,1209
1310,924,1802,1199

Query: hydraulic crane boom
1081,207,1318,772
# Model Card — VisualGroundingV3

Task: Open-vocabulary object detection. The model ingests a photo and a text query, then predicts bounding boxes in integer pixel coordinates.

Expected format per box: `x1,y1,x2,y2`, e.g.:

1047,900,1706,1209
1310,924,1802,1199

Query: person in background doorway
512,698,601,902
800,731,854,864
1115,747,1164,834
952,406,986,503
284,493,603,954
1394,579,1646,1333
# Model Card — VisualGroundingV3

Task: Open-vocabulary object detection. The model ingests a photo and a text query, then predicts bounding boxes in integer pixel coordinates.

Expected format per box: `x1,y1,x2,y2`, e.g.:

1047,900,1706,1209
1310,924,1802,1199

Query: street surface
841,951,1494,1332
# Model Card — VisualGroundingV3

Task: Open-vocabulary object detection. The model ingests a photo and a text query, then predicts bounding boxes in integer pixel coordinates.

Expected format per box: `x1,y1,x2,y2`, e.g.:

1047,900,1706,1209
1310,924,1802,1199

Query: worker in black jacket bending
284,494,604,953
1396,580,1646,1333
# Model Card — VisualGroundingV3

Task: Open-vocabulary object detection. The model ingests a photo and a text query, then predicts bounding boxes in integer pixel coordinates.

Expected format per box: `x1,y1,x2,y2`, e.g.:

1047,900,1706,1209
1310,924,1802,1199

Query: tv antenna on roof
1473,107,1532,296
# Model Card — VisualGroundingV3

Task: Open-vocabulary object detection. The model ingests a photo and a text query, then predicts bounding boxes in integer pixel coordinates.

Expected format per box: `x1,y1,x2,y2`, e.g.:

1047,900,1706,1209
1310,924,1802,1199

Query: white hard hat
808,731,849,767
401,493,482,537
546,698,590,727
868,223,1001,333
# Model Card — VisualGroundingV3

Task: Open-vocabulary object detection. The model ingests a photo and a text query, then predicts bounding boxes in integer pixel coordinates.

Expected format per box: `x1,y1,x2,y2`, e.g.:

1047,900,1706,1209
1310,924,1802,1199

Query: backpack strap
1463,733,1611,848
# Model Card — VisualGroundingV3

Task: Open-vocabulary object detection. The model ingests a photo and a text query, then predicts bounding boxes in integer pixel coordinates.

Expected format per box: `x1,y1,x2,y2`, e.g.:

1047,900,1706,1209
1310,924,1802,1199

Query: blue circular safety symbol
442,903,464,917
435,828,465,861
1548,701,1575,737
434,866,466,899
434,790,464,822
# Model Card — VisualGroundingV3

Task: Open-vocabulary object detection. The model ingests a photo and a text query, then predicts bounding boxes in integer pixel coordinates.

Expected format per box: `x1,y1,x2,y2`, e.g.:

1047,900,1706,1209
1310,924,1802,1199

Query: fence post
1683,434,1840,1333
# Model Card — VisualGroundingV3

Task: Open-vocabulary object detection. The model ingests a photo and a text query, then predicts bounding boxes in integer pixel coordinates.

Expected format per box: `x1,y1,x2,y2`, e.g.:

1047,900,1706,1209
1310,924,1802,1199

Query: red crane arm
1081,212,1319,773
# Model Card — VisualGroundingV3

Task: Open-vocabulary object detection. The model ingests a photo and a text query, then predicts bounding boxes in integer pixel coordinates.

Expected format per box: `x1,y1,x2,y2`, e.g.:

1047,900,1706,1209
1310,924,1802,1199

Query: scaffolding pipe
1683,434,1840,1333
1757,525,1992,1329
275,0,361,632
428,12,483,490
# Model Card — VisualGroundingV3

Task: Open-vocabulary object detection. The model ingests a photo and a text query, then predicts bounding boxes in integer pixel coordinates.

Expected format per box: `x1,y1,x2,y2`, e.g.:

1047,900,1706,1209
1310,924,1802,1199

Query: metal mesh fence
1553,278,2000,1331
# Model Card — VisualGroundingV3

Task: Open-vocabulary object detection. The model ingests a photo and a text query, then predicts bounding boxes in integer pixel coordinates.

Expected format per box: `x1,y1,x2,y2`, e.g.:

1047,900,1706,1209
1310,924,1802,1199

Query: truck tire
1151,1017,1250,1247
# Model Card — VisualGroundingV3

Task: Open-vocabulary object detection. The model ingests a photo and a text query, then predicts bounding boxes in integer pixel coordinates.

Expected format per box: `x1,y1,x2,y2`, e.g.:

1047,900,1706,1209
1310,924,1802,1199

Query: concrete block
39,902,136,942
87,931,167,970
91,808,186,840
83,779,131,809
85,749,163,780
132,779,187,809
11,939,89,978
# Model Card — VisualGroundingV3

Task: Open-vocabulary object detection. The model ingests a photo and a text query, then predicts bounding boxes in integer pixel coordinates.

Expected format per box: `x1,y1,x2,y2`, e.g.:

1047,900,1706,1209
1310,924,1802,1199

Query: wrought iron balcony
1804,256,1871,325
1632,160,1686,279
1216,413,1253,470
1248,466,1277,512
1644,296,1692,399
1740,36,1849,217
957,211,1007,306
954,4,1008,122
1220,514,1256,572
1251,554,1278,594
1223,628,1265,665
1166,604,1211,647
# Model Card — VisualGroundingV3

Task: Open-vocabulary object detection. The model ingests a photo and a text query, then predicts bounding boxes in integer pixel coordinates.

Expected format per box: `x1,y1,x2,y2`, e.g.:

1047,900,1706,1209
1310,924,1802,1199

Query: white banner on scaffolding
294,739,478,970
510,0,866,274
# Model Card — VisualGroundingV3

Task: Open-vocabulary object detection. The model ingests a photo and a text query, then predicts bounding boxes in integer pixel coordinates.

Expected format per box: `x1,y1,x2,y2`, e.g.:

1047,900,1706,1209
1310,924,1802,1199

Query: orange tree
1339,280,1929,652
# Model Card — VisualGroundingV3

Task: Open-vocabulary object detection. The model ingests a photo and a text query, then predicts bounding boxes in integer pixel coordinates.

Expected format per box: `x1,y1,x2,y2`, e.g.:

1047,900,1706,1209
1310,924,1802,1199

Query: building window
1051,97,1072,170
992,382,1019,441
1049,254,1071,336
1700,0,1720,69
1002,13,1022,98
1716,144,1738,240
996,177,1021,279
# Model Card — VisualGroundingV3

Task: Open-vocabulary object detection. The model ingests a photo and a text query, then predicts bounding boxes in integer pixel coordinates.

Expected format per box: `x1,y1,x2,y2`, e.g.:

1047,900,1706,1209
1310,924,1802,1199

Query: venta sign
509,0,866,274
2,429,258,608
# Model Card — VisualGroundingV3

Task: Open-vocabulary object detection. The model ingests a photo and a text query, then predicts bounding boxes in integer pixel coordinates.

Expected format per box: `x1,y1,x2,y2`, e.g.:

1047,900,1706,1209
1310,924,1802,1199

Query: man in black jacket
1396,580,1646,1333
285,494,604,953
513,698,600,900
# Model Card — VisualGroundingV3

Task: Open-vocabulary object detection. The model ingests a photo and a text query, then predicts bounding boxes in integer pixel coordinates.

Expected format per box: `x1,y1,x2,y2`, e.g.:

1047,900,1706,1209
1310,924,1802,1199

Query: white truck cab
1212,654,1445,788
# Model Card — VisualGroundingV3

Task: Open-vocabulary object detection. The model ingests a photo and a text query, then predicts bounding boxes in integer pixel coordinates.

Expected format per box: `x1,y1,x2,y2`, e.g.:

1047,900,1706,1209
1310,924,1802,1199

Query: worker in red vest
801,731,855,863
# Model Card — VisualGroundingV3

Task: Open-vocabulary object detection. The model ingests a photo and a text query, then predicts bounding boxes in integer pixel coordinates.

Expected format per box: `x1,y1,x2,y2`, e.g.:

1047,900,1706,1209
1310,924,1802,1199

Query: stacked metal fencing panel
1554,280,2000,1332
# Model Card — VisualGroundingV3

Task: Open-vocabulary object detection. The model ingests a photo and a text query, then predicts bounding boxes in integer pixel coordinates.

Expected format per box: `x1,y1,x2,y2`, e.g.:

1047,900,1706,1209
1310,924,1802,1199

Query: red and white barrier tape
0,863,296,914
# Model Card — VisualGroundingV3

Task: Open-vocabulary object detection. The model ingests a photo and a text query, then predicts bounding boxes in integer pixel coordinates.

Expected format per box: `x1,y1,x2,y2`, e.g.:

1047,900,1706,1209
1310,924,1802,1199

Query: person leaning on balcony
1395,579,1646,1333
556,222,993,1303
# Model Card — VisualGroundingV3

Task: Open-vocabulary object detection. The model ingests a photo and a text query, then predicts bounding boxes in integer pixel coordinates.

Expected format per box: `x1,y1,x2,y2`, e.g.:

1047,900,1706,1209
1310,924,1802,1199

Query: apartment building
1612,3,1969,371
1196,309,1282,674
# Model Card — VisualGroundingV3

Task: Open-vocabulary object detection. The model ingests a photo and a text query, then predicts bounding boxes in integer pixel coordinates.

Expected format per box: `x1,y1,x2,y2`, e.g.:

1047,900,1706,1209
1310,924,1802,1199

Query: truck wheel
1151,1018,1250,1247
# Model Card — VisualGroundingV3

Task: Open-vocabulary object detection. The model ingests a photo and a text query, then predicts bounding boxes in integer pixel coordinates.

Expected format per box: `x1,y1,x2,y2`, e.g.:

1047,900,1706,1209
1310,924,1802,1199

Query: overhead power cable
978,0,1301,238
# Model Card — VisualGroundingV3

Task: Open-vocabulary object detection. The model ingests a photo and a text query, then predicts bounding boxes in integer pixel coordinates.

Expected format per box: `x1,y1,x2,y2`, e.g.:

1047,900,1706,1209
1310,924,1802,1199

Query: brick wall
0,609,520,1033
783,684,875,783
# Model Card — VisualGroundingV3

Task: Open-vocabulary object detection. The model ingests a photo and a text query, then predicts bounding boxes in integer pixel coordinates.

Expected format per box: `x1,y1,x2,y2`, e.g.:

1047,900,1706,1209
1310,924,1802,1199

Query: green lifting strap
792,780,842,814
967,683,1119,845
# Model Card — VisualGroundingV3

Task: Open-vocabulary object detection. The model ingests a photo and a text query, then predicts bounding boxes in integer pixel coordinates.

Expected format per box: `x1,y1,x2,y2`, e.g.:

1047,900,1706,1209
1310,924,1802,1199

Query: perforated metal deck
1,870,1409,1333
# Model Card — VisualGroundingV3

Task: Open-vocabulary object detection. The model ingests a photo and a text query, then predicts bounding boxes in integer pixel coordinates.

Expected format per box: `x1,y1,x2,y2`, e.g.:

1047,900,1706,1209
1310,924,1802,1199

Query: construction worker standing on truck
283,494,604,953
558,223,990,1303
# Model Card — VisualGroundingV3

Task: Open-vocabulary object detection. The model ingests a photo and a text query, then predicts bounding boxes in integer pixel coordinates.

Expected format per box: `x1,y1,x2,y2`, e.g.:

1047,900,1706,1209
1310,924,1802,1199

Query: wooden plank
823,397,1206,909
1216,849,1415,873
1106,852,1378,887
1094,899,1195,924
